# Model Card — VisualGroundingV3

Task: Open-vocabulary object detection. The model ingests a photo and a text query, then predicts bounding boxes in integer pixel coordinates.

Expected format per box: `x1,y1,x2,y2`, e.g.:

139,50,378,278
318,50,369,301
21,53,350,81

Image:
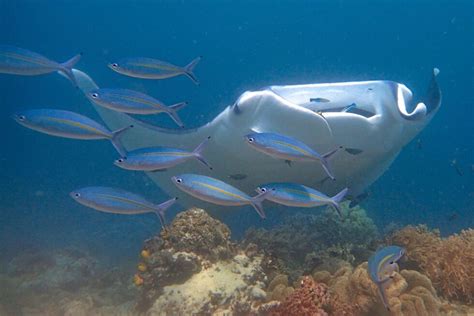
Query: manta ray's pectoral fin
423,68,441,114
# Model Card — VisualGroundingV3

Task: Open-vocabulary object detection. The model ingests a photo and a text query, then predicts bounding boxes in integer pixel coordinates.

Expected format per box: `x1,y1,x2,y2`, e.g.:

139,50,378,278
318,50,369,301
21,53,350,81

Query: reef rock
388,225,474,303
145,251,265,315
136,208,274,314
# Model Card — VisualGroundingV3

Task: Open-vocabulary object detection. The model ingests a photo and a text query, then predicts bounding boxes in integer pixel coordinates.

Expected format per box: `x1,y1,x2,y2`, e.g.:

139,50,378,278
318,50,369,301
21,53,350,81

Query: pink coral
268,276,329,316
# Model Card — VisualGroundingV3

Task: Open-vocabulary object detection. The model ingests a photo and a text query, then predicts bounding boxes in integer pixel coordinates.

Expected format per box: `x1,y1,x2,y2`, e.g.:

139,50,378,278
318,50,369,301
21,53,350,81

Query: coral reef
0,247,137,315
134,208,237,311
243,203,378,279
265,276,330,316
388,225,474,303
135,208,272,314
311,262,462,316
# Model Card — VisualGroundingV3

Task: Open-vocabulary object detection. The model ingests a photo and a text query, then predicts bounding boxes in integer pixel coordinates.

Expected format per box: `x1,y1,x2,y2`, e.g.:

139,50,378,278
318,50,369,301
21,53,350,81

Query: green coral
243,203,378,279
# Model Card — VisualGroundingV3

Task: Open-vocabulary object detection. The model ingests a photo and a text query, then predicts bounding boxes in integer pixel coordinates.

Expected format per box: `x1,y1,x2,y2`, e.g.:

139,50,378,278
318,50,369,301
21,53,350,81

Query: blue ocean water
0,0,472,268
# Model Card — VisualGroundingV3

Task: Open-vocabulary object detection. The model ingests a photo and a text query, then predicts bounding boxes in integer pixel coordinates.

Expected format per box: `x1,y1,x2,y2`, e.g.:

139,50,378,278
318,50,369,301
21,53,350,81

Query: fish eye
176,178,183,183
111,63,118,68
248,137,255,143
116,158,125,163
260,187,267,192
18,115,26,121
74,193,80,198
91,93,99,99
389,261,394,264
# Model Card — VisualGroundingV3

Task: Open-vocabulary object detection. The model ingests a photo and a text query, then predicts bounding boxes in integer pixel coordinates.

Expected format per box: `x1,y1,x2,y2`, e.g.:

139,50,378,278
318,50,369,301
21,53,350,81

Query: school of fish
3,45,404,308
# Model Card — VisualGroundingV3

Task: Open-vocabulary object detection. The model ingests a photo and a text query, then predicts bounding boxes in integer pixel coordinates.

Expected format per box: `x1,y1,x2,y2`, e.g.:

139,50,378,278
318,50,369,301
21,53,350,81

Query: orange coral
388,225,474,303
268,276,330,316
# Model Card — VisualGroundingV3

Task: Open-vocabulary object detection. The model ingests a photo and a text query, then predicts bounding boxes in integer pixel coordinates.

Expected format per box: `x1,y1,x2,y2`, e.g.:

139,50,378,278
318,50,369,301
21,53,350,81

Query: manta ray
70,68,441,214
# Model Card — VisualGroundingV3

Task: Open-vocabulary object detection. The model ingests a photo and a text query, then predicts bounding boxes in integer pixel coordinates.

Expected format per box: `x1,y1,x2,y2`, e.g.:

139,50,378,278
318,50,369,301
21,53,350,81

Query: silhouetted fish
309,97,330,103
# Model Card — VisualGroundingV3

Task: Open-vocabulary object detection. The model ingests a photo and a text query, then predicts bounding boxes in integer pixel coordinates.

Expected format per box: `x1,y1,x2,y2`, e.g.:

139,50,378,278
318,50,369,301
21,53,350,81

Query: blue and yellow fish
13,109,132,156
70,187,177,228
256,182,348,218
0,45,81,86
87,88,188,128
171,174,271,218
367,245,406,311
244,132,341,180
115,136,212,171
108,56,201,85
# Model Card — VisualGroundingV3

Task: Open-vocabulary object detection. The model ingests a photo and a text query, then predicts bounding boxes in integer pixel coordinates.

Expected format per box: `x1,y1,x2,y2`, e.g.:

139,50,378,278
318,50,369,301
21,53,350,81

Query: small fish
244,132,341,180
0,45,82,86
256,182,348,218
447,212,458,222
450,159,463,176
108,56,201,85
228,174,247,180
341,103,357,112
70,187,177,228
309,97,330,103
115,136,212,171
87,88,188,128
13,109,132,156
368,246,406,311
171,174,272,219
416,139,423,150
349,192,369,208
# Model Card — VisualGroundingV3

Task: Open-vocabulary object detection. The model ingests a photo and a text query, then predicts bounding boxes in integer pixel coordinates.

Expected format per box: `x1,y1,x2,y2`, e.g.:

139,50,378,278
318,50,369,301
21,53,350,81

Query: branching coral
388,225,474,303
267,276,330,316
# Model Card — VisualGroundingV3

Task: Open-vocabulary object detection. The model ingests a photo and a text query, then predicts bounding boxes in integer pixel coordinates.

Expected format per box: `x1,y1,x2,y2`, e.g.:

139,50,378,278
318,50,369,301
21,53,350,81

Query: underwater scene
1,0,473,315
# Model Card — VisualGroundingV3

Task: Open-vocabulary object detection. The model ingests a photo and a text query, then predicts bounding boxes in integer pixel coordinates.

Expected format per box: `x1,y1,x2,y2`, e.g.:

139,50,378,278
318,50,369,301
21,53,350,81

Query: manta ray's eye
111,63,118,68
248,137,255,143
91,93,99,99
176,178,183,184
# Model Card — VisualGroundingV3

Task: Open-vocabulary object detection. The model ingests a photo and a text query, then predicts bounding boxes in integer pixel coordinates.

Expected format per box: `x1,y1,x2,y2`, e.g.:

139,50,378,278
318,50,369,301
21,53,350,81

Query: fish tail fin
152,197,178,229
192,136,213,170
320,146,342,180
376,281,391,311
167,102,188,128
249,189,274,219
329,187,349,219
110,124,134,156
58,53,83,87
184,56,201,85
